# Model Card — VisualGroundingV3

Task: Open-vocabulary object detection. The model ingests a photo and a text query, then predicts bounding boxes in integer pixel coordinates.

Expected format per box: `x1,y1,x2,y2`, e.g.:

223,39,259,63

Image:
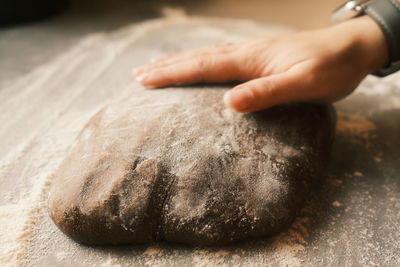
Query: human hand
133,16,387,113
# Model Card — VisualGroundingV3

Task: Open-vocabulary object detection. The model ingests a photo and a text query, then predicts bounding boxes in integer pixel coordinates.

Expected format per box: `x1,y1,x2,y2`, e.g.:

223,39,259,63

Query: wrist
329,15,388,74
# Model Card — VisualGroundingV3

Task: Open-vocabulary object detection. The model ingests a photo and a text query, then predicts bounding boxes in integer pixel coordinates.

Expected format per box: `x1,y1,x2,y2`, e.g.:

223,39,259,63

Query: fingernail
135,72,158,89
136,72,151,82
133,65,151,76
132,67,144,76
224,88,254,112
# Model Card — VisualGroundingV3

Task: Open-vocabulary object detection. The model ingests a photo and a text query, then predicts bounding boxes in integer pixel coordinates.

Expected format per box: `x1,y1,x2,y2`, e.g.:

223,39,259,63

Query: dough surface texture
48,88,335,246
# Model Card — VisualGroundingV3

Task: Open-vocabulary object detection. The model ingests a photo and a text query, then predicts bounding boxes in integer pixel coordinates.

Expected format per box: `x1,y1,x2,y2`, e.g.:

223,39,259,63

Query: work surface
1,7,400,267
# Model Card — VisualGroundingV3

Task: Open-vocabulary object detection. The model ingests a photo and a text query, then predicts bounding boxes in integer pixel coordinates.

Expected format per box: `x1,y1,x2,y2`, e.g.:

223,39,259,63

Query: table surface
1,1,400,266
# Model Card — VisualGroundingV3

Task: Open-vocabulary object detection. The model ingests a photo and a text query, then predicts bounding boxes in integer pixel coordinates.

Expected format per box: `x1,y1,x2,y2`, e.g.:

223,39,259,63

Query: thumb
223,70,309,113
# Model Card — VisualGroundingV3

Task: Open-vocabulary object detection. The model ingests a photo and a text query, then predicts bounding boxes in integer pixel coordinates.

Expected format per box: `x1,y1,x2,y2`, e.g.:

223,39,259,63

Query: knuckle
195,55,212,69
263,79,279,96
193,56,212,82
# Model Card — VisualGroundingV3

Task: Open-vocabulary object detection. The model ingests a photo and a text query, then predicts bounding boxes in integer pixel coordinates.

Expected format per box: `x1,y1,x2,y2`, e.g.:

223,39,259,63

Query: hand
133,16,387,113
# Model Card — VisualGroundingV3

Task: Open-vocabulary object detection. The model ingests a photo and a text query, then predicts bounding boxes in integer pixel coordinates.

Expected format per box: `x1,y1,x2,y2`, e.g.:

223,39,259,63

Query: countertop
1,1,399,266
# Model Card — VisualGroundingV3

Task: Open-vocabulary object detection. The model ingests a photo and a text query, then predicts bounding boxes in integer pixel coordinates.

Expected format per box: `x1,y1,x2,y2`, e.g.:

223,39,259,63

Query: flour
143,246,163,256
1,10,399,267
336,112,376,138
0,116,88,266
0,14,286,266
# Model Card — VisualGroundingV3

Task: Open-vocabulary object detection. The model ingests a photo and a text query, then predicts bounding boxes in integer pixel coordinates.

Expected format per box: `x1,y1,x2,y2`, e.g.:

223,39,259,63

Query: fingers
133,43,236,79
134,53,245,88
224,68,310,113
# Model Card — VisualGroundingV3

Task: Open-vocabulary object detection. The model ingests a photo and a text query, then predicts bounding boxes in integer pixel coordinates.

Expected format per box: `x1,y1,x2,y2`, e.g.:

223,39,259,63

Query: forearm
329,15,388,74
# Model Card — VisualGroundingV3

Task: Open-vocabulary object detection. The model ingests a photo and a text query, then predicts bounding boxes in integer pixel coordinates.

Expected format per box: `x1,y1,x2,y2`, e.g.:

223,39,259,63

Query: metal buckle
332,0,370,22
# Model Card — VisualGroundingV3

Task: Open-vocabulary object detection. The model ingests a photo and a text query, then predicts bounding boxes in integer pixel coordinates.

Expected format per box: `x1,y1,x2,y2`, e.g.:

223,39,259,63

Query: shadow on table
1,0,212,28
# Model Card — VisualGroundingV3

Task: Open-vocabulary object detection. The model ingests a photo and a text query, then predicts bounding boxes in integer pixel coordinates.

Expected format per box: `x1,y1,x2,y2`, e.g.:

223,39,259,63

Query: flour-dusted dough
48,87,335,246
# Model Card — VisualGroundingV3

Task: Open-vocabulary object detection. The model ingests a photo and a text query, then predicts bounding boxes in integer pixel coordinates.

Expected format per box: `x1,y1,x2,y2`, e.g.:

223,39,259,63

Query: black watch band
363,0,400,76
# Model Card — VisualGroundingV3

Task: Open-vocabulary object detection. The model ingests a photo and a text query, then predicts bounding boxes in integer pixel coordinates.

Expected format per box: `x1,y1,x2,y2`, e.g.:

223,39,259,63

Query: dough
48,87,335,246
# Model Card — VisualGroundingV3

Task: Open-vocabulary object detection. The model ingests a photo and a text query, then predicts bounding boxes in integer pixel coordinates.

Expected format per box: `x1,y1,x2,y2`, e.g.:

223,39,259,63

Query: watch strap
363,0,400,76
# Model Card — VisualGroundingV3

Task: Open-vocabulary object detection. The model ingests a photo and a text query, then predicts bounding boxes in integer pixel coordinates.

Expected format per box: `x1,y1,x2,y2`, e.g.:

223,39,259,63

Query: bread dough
48,88,335,245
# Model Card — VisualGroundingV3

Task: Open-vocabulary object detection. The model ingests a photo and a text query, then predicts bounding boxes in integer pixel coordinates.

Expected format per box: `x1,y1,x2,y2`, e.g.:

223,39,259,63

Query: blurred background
2,0,344,28
1,0,343,86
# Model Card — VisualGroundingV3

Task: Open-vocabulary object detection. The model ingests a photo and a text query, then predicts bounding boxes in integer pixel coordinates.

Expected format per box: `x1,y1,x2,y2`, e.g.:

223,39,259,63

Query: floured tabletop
1,6,400,267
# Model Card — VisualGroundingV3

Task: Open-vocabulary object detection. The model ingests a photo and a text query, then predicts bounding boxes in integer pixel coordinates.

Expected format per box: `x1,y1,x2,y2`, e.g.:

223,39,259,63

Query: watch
332,0,400,77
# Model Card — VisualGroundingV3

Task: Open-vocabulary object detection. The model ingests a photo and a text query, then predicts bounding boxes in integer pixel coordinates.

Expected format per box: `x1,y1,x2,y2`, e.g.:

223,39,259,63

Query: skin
133,16,388,113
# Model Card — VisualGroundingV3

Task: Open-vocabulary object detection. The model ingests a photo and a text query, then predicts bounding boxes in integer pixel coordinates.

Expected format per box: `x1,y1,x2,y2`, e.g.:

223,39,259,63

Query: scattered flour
143,246,163,256
336,112,376,139
269,216,312,266
332,201,343,208
0,13,285,266
1,8,399,267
